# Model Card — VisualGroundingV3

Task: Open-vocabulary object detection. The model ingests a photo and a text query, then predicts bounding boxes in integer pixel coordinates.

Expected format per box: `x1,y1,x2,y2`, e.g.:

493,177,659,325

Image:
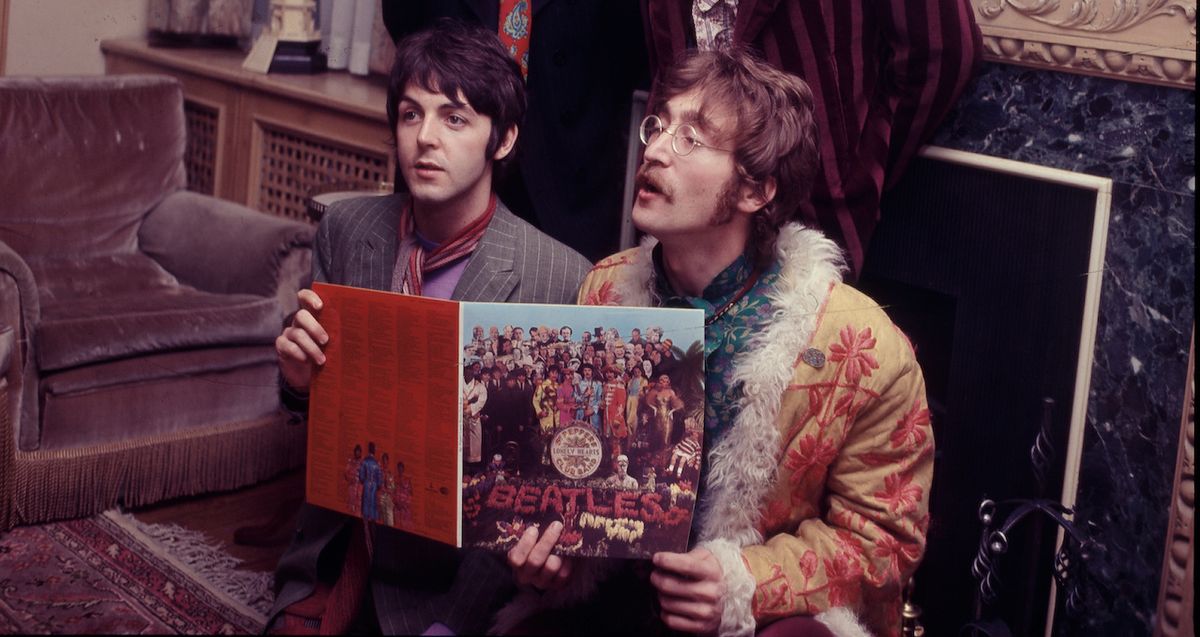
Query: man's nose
642,129,673,165
416,119,439,147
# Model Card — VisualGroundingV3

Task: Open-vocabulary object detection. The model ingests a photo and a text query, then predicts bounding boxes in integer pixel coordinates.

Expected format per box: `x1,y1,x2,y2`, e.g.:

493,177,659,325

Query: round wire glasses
638,115,732,156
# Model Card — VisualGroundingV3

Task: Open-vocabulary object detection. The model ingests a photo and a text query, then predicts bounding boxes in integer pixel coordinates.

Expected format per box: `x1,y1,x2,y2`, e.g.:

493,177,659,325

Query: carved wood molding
1155,329,1195,637
973,0,1197,88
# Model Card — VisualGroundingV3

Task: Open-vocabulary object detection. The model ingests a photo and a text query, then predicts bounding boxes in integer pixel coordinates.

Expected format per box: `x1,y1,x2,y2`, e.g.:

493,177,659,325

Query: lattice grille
183,100,218,195
258,125,391,222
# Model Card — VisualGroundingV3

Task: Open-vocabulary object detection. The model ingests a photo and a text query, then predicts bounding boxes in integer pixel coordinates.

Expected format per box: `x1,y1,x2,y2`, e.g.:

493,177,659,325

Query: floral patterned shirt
652,246,781,449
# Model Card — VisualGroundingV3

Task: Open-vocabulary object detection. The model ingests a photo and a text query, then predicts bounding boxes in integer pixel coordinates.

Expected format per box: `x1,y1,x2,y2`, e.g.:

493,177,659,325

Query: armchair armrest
0,238,41,452
139,191,315,316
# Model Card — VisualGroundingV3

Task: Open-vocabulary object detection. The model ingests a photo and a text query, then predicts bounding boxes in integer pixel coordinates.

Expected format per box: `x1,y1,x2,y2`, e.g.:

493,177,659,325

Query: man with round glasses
507,47,932,637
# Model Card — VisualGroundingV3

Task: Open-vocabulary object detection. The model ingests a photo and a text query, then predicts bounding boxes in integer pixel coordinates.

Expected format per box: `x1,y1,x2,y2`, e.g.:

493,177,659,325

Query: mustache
635,165,672,200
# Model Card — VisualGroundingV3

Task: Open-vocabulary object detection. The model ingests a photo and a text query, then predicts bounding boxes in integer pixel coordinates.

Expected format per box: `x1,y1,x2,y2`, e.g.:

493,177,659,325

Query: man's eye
447,114,467,126
401,110,420,122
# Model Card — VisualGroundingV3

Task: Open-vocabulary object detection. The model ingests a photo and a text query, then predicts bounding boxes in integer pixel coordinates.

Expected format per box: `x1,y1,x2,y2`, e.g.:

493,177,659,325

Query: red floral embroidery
582,280,621,306
833,389,870,422
875,472,923,515
872,533,921,582
784,435,838,485
834,528,866,555
756,564,796,614
890,398,930,449
798,549,819,580
761,499,793,532
823,550,865,606
828,326,879,383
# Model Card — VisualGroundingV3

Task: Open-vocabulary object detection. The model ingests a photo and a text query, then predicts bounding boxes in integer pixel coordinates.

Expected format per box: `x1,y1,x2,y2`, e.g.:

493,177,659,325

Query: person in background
640,0,982,279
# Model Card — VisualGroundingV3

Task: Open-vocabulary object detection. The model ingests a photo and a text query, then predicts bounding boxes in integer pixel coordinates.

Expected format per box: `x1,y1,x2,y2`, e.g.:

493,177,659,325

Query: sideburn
707,174,744,227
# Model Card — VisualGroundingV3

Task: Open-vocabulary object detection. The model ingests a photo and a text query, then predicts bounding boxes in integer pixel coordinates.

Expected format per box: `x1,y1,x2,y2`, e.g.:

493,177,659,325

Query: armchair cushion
139,190,315,298
39,346,279,450
0,75,186,257
28,254,281,373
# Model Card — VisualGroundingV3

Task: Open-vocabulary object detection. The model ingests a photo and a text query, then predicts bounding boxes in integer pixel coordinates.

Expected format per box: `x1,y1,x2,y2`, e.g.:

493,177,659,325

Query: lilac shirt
391,232,470,300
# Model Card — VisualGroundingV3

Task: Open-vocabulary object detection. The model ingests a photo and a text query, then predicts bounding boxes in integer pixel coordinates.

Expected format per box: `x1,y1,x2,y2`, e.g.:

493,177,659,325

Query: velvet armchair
0,75,313,529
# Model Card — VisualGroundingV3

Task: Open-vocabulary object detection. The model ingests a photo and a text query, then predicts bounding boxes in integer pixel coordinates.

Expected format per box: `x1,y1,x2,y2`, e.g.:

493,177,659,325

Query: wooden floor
130,467,306,573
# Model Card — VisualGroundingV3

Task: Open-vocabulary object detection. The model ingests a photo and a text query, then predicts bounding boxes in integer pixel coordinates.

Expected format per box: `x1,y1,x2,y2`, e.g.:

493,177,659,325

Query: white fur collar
603,223,846,546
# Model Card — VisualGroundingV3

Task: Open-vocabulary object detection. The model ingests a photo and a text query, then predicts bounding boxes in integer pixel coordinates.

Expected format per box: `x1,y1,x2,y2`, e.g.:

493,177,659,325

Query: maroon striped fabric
641,0,982,278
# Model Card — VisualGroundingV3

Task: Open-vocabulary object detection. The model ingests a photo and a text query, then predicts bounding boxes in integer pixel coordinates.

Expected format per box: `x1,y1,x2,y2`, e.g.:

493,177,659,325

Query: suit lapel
347,194,402,292
453,205,520,302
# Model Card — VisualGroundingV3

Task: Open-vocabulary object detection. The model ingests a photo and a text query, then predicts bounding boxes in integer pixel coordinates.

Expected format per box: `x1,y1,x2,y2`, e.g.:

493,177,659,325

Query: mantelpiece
971,0,1196,88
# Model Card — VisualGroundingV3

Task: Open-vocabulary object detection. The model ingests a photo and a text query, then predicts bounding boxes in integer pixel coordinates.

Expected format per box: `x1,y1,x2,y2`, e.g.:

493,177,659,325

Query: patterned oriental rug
0,510,273,634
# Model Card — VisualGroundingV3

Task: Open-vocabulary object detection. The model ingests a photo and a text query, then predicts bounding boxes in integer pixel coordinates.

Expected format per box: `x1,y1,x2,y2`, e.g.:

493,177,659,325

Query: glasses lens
675,125,700,156
640,116,662,146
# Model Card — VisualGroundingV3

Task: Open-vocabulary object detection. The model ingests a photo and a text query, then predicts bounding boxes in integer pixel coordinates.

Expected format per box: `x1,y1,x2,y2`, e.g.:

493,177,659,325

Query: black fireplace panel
860,151,1102,636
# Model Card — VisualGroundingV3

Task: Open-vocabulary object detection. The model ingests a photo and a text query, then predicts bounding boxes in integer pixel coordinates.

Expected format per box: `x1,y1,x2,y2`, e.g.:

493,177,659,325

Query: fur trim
814,607,872,637
700,538,757,637
697,224,845,548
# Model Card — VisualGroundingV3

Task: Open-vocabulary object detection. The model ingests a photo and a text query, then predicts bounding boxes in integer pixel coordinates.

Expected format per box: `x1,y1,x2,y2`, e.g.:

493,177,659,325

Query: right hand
275,288,327,392
507,521,574,592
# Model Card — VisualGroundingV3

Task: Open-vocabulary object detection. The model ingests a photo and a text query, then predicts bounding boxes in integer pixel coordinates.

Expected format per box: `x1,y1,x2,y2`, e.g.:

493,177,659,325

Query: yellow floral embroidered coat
576,224,933,637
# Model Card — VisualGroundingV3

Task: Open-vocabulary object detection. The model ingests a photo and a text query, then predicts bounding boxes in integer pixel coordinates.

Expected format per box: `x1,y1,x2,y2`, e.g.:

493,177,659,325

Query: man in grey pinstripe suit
268,20,590,635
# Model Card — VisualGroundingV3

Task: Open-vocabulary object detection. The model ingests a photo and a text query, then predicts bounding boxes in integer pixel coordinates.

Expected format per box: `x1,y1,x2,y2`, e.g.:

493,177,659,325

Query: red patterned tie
498,0,531,79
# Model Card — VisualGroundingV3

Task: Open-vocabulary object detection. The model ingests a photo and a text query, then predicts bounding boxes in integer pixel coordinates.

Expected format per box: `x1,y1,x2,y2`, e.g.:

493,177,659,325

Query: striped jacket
642,0,982,277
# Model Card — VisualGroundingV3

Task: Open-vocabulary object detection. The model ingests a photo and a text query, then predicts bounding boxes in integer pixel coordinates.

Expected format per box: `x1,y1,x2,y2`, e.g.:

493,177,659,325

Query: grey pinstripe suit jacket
269,193,591,634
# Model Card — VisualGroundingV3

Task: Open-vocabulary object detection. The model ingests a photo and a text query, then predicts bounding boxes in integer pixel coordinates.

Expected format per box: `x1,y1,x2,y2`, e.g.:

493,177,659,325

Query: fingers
658,593,722,632
658,605,717,635
296,288,324,313
652,548,719,580
650,549,726,635
278,318,327,364
507,526,540,574
550,553,574,588
506,521,570,591
275,289,328,390
649,569,724,603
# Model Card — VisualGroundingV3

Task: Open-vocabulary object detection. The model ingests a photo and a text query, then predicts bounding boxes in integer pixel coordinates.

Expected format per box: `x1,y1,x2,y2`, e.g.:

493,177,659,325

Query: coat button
801,348,826,369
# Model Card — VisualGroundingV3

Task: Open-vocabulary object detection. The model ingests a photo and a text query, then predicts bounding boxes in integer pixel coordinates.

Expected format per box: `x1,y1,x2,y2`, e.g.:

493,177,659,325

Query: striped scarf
398,194,497,296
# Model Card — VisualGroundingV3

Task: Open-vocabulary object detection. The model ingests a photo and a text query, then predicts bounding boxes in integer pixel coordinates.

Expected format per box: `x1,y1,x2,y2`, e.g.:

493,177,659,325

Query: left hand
650,547,726,635
507,521,574,592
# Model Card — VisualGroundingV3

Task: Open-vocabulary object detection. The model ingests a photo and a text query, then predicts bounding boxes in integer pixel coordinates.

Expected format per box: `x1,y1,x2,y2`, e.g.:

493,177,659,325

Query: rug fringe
104,509,274,621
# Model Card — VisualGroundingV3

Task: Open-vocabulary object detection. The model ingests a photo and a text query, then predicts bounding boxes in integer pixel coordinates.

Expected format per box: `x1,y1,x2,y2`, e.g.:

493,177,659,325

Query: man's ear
494,124,518,161
737,176,777,215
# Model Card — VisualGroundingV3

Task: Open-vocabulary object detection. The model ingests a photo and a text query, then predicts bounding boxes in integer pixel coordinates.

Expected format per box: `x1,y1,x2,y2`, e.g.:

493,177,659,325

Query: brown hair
386,19,526,175
651,47,819,267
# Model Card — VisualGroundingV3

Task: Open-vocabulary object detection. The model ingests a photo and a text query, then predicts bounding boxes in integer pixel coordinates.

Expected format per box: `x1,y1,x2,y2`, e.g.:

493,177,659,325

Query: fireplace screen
859,147,1111,636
